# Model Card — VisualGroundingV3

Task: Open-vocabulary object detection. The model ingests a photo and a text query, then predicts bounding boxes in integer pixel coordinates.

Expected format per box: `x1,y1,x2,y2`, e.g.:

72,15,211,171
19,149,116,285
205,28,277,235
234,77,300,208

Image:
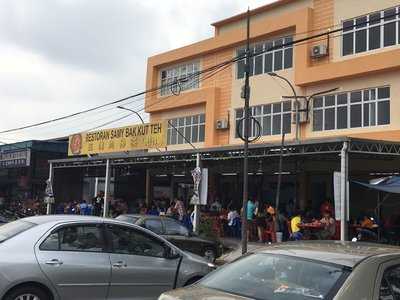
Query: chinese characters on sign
68,121,167,156
0,150,31,168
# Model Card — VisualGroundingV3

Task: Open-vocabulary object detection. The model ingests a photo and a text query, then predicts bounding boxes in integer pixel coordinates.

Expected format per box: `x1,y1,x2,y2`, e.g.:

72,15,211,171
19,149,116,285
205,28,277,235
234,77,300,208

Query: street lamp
267,72,299,142
117,106,145,124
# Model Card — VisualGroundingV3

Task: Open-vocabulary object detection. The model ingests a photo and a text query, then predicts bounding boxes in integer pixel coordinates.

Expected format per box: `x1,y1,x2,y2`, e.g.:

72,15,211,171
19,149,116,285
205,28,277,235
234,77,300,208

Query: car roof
255,241,400,268
119,214,175,221
23,215,109,225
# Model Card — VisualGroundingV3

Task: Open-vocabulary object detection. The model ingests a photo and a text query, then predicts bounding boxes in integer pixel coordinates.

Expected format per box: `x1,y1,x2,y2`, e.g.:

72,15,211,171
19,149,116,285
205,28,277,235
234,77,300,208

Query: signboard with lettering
68,121,167,156
0,150,31,168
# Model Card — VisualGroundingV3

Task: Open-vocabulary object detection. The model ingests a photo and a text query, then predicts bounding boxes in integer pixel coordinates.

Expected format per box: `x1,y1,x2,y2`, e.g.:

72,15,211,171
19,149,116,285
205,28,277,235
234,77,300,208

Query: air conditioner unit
311,44,328,58
216,119,229,130
292,98,309,124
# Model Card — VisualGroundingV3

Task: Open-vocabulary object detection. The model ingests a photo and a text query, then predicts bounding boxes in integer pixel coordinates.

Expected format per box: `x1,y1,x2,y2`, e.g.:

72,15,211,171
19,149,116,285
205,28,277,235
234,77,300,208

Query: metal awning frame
50,137,400,169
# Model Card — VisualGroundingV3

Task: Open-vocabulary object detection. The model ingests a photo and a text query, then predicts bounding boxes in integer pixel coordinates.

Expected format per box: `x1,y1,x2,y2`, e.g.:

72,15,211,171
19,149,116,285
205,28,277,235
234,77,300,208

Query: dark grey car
160,241,400,300
116,214,223,262
0,215,215,300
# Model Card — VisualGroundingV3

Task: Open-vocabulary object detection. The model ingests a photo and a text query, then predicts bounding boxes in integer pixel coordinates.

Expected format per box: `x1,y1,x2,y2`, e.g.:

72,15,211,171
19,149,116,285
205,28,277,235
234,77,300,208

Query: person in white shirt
210,198,222,212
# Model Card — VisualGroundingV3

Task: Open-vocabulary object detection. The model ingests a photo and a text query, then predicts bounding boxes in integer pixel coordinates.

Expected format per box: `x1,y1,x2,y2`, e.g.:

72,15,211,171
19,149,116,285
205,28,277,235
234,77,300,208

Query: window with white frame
236,36,293,79
236,101,292,138
342,6,400,56
167,114,205,145
313,86,390,131
160,61,200,96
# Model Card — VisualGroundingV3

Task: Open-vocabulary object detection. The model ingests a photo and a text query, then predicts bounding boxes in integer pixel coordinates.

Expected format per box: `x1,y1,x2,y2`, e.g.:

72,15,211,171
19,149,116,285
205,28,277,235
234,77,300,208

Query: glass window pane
178,118,184,126
192,126,199,143
378,101,390,125
369,12,381,25
356,16,367,28
254,44,263,75
272,115,281,135
371,88,376,100
199,124,205,142
363,90,370,101
237,49,246,79
350,104,362,128
110,225,165,258
192,115,199,125
263,104,271,114
265,41,273,52
273,103,282,113
384,8,396,21
185,116,192,126
164,219,189,236
384,22,396,46
284,36,293,46
337,106,348,129
262,116,271,136
325,108,335,130
382,265,400,300
185,126,191,143
199,114,205,123
171,130,177,145
40,232,59,251
350,91,362,103
284,48,293,69
370,102,376,126
171,119,177,126
355,29,367,53
177,128,184,144
314,97,323,108
325,95,335,106
343,33,354,56
283,114,291,134
283,101,292,112
343,20,354,32
249,49,254,77
254,106,262,116
274,51,283,71
59,225,105,252
236,108,243,119
337,93,348,105
274,39,283,47
363,103,370,126
144,219,163,234
369,26,381,50
313,110,323,131
378,87,390,99
264,53,273,73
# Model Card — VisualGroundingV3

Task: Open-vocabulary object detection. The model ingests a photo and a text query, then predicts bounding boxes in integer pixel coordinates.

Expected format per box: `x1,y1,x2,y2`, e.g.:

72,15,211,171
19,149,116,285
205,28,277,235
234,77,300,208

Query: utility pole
241,9,251,255
275,133,285,211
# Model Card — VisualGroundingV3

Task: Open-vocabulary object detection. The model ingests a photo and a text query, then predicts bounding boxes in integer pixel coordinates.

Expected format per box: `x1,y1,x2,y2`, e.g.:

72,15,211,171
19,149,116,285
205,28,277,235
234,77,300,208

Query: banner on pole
333,172,349,221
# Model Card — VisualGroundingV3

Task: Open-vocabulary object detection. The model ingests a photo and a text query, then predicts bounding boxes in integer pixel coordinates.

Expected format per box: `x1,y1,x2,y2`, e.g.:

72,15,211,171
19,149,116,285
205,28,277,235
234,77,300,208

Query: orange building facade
145,0,400,149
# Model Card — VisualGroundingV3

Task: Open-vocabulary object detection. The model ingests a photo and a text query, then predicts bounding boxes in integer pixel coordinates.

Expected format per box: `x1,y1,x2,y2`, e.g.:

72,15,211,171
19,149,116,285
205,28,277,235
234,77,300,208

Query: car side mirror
165,246,181,259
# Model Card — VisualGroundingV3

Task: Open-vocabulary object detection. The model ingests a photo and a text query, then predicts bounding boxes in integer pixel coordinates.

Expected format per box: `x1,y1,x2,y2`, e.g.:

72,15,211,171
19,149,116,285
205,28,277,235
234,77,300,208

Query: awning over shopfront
354,176,400,194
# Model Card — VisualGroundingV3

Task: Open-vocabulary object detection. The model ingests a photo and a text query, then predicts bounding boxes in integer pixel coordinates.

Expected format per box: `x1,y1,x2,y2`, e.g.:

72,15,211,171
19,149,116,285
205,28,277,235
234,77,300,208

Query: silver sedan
0,215,214,300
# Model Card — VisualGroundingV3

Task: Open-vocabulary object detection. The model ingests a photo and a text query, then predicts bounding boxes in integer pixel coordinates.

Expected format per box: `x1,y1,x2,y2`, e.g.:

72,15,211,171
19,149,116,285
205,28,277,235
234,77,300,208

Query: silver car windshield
0,220,36,243
200,253,348,300
116,215,139,224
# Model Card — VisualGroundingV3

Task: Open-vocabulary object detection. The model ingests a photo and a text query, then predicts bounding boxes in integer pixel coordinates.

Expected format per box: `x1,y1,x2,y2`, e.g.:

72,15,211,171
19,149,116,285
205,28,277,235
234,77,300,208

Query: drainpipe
340,141,348,241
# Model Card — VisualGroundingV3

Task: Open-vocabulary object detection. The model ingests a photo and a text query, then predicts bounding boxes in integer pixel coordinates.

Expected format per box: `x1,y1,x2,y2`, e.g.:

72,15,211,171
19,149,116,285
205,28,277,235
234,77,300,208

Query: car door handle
112,261,127,268
45,259,63,266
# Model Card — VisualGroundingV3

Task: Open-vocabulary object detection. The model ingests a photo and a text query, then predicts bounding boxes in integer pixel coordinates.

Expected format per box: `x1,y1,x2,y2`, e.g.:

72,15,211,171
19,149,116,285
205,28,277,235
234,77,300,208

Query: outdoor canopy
353,176,400,194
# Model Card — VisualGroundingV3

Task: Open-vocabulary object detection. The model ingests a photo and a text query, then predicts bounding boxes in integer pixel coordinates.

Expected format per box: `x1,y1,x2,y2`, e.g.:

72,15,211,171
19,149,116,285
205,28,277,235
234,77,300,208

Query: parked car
116,214,223,262
0,215,215,300
159,240,400,300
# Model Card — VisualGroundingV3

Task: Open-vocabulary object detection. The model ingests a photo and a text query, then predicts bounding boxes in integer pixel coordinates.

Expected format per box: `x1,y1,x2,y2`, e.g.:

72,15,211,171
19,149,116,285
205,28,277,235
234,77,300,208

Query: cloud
0,0,275,142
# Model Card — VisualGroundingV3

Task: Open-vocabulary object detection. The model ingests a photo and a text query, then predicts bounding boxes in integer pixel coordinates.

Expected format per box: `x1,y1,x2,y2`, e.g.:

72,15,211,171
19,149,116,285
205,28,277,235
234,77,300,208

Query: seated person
290,211,303,240
358,215,378,240
318,211,336,240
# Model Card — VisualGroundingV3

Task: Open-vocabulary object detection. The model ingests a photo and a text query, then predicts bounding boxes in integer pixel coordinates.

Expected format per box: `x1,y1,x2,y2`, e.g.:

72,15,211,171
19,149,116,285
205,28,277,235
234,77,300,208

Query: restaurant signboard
0,149,31,168
68,121,167,156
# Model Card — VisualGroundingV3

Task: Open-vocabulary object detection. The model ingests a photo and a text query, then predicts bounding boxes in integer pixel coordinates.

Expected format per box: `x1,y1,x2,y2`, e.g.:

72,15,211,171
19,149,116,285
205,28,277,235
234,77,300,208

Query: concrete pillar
340,142,349,241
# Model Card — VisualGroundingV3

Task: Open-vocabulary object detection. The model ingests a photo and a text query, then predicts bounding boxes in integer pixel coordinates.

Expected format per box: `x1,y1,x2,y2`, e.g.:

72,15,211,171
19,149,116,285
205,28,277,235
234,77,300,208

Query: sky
0,0,274,143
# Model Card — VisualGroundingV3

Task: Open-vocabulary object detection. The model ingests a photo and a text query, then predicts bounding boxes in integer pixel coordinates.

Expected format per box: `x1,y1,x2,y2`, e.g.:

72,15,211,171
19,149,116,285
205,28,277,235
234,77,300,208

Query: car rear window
0,220,36,243
116,215,139,224
200,253,349,299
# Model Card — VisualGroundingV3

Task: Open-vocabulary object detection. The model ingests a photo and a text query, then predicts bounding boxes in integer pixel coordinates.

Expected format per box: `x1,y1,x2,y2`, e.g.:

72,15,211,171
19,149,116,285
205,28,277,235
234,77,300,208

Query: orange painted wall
145,0,400,147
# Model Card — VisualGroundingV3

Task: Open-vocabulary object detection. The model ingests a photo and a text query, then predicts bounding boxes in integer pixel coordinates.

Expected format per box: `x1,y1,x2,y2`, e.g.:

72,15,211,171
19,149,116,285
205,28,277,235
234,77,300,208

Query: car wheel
5,285,50,300
204,247,216,262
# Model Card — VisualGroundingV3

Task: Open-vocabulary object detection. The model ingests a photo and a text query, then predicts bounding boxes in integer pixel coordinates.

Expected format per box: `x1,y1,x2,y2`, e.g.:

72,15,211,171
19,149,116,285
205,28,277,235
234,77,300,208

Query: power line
3,11,396,136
